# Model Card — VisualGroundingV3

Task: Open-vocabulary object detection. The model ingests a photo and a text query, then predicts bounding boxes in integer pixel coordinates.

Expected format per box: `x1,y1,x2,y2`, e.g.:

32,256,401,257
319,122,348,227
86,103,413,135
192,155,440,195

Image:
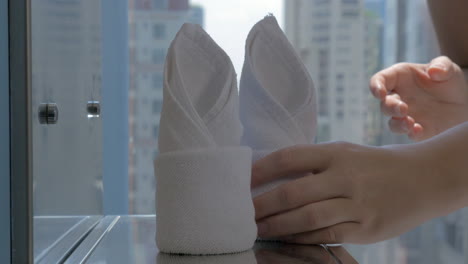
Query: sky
191,0,284,75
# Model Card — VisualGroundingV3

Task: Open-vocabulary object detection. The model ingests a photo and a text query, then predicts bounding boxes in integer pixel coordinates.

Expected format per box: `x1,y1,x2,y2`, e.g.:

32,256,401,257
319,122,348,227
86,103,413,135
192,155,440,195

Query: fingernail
431,63,446,71
257,222,269,236
431,72,445,81
430,64,446,81
375,82,384,98
396,102,404,116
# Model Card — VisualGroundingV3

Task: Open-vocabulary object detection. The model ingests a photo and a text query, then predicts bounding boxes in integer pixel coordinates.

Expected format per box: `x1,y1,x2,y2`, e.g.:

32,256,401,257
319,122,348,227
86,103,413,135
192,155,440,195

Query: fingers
369,63,409,100
380,93,408,117
408,123,424,141
254,173,347,220
387,117,425,141
256,198,358,238
427,56,455,82
369,76,387,100
252,144,333,188
388,116,415,134
285,222,360,245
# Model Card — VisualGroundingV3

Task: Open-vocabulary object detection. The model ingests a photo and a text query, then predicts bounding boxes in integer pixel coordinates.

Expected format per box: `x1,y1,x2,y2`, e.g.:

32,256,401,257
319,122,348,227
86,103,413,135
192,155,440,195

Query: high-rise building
285,0,367,144
365,0,386,19
363,9,384,146
128,0,204,214
168,0,188,10
404,0,439,63
382,0,438,66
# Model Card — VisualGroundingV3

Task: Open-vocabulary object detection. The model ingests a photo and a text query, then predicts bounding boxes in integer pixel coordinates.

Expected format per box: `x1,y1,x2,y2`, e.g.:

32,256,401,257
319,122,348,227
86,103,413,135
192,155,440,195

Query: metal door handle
87,101,100,118
38,103,59,125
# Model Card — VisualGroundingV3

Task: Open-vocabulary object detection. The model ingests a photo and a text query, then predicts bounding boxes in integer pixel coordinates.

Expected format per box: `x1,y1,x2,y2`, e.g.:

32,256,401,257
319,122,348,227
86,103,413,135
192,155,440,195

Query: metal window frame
0,0,10,262
9,0,33,263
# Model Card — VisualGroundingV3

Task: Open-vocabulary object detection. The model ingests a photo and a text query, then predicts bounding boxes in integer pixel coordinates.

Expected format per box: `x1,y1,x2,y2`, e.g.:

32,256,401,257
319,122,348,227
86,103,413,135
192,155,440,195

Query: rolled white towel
240,15,318,198
155,147,256,254
155,23,256,255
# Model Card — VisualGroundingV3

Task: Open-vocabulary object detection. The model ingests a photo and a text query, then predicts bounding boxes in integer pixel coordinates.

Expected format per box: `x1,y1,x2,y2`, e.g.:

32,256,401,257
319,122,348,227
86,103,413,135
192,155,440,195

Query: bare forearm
418,121,468,213
428,0,468,67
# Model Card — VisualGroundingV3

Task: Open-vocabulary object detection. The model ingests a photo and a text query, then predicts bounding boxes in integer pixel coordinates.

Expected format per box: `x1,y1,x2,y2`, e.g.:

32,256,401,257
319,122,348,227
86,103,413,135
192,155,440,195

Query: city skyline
129,0,204,213
285,0,367,144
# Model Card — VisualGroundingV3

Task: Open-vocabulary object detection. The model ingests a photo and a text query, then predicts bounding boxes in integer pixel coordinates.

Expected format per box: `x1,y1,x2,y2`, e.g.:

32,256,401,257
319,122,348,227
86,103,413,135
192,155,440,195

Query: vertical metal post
102,0,130,214
9,0,33,262
0,0,11,262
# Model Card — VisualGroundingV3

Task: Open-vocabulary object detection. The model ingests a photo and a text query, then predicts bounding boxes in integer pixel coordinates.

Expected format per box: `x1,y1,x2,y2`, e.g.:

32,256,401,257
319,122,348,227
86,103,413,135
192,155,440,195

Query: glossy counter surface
33,215,468,263
34,216,101,264
66,215,357,264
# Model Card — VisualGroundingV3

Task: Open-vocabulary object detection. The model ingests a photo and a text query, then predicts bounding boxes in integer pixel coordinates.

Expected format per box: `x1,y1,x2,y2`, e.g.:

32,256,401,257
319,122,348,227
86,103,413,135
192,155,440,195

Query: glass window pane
127,0,468,263
152,23,166,39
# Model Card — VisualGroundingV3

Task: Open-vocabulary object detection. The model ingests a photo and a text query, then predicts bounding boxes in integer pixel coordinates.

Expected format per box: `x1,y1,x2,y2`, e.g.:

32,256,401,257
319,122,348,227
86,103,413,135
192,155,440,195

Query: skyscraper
363,8,384,146
128,0,204,214
285,0,367,144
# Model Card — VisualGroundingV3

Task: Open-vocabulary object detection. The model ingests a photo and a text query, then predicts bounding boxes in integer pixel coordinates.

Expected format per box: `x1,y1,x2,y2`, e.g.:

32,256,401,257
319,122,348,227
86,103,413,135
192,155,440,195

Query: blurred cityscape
128,0,203,214
128,0,468,263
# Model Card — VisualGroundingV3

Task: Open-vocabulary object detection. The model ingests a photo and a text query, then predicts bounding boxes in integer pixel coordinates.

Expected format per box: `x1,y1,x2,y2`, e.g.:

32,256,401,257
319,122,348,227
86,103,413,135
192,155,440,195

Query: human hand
252,142,467,244
370,56,468,141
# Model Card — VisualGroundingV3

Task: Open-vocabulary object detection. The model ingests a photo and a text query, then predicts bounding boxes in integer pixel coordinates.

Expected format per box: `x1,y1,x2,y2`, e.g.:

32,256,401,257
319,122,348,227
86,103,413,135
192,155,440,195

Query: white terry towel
240,15,318,197
155,23,257,255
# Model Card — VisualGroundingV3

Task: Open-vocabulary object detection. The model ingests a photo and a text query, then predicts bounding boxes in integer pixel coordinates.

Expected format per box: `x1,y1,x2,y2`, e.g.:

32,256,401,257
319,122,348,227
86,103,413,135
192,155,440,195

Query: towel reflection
156,242,358,264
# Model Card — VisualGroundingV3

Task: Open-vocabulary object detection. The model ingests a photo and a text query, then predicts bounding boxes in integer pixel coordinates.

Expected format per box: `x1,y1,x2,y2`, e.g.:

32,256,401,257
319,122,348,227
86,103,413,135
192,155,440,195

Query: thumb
427,56,455,82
